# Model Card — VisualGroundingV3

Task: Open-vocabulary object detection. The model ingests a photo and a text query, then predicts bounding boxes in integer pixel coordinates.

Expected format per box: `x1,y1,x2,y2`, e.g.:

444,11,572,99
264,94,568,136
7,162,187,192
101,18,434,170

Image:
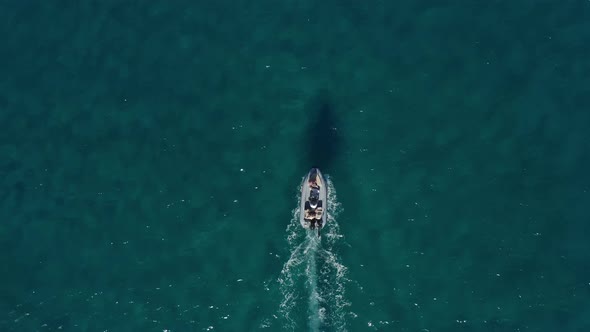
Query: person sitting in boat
304,188,323,229
309,179,319,189
309,172,320,190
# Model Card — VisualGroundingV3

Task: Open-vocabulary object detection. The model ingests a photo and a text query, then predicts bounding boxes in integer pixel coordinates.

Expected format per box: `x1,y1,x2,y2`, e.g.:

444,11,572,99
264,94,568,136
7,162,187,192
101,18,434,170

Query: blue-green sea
2,1,590,331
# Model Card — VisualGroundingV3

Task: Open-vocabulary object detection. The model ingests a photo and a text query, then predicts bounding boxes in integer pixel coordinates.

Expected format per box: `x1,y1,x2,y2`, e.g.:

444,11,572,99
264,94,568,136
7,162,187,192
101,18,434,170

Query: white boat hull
300,168,328,230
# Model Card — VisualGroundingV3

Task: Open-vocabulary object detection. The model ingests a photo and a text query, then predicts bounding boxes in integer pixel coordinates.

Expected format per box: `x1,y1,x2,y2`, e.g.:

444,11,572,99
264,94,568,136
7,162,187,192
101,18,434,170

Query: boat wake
278,177,349,331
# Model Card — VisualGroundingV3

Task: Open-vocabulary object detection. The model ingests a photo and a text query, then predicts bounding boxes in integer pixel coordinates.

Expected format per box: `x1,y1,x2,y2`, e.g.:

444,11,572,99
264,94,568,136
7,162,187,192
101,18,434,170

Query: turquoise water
2,1,590,331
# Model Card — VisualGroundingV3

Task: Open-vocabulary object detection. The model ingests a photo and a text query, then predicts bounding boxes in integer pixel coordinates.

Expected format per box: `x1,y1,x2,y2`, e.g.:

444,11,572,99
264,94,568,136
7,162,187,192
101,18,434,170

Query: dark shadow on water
302,90,342,172
292,89,356,238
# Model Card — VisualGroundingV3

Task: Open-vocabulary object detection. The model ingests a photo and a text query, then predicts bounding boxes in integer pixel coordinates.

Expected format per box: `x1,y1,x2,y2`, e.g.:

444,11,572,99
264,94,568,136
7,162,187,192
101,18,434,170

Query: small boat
300,168,328,237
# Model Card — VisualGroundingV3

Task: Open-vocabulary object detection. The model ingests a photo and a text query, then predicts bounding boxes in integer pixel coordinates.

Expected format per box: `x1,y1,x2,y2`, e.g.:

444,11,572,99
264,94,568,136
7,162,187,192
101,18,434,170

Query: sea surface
1,1,590,331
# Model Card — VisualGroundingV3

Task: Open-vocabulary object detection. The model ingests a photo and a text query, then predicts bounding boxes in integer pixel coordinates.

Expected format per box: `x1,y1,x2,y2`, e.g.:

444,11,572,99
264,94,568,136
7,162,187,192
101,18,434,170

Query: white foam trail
278,176,349,331
306,235,321,332
278,184,306,331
